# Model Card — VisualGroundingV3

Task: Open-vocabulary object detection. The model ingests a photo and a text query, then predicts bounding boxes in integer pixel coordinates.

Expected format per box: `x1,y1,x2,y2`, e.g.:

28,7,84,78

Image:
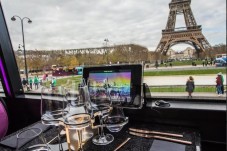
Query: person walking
219,72,225,94
155,60,159,69
42,74,46,81
28,77,33,90
51,77,57,88
169,62,172,68
34,76,39,89
22,78,27,88
22,78,30,91
186,76,195,98
202,60,205,67
216,73,223,96
205,58,208,66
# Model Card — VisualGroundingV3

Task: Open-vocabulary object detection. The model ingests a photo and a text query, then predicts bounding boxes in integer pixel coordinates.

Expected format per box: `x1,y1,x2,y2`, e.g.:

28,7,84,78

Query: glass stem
40,132,49,149
78,129,83,151
99,115,105,138
57,126,63,151
16,137,19,151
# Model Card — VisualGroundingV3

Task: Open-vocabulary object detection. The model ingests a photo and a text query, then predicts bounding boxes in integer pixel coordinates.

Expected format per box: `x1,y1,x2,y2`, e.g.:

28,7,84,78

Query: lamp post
11,15,32,81
104,38,109,64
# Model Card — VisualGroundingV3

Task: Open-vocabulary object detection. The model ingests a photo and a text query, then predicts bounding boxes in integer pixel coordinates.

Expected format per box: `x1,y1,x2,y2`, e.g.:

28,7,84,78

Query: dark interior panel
4,97,41,135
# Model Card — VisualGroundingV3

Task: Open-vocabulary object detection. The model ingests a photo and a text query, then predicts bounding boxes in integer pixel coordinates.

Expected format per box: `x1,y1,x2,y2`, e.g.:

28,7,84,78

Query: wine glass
87,78,114,145
61,78,84,137
104,107,128,132
16,127,50,151
64,78,93,139
64,113,91,151
64,79,85,108
63,79,93,151
104,85,129,132
41,86,67,151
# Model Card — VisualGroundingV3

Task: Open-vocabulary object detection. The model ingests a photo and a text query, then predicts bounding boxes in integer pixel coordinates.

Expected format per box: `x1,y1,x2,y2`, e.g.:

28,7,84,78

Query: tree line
15,43,226,72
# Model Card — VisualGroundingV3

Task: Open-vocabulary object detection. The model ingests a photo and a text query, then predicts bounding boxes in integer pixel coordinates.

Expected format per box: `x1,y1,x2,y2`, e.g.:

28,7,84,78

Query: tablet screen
83,64,143,108
89,69,131,101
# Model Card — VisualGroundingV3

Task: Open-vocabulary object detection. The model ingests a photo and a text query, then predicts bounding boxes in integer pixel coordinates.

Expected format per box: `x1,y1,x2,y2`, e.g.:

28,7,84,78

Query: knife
129,131,192,145
129,128,183,138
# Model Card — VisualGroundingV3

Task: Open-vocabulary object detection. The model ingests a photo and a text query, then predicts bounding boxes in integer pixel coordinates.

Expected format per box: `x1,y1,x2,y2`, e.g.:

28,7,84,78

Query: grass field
43,76,82,87
144,68,226,76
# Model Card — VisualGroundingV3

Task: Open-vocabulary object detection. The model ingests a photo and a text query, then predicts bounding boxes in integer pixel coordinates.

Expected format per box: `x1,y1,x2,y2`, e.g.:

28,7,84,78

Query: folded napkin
0,122,50,149
150,139,186,151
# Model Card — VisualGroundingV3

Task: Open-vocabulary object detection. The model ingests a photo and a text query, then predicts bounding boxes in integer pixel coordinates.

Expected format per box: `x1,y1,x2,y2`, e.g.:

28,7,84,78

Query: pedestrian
39,79,43,86
202,60,205,67
216,73,223,96
42,74,46,81
46,73,48,81
22,78,30,91
51,77,57,88
155,61,159,69
186,76,195,98
205,59,208,66
164,63,167,67
34,76,39,89
28,77,33,90
218,72,224,95
169,62,172,68
22,78,27,89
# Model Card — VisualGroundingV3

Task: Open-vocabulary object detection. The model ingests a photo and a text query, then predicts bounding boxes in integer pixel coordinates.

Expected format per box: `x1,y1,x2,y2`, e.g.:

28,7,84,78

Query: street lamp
11,15,32,81
18,44,23,52
104,38,109,64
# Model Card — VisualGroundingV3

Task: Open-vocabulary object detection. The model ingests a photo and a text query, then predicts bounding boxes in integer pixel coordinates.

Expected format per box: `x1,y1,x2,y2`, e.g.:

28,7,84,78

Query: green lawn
43,76,82,87
144,68,226,76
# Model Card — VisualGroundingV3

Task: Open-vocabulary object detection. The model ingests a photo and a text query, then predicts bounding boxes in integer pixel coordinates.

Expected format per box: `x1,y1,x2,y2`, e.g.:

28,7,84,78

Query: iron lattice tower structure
155,0,212,57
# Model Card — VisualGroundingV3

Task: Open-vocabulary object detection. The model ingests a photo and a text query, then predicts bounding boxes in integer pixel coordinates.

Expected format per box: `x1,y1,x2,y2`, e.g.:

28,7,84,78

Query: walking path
144,64,222,71
150,92,226,97
144,75,226,86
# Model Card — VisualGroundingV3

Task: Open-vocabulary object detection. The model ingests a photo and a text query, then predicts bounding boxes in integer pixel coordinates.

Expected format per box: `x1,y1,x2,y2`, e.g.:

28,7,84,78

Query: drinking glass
104,90,129,132
64,79,93,140
63,79,93,151
61,78,85,137
41,86,67,151
87,78,114,145
16,127,50,151
64,79,85,108
64,113,91,151
104,107,128,132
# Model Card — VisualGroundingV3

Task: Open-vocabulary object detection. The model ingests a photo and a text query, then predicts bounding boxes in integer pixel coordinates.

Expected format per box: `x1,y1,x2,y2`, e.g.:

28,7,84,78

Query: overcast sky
1,0,226,51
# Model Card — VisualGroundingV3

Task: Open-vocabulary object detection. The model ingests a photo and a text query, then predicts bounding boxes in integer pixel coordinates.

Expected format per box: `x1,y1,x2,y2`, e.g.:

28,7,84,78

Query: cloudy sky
1,0,226,51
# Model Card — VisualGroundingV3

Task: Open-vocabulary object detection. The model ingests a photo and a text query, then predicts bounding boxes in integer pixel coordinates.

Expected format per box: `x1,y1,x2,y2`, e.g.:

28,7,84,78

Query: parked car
215,57,227,67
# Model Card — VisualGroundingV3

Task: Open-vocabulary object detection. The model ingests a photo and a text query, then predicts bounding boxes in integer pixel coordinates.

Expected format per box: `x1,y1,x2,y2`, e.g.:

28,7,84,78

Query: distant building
167,47,196,60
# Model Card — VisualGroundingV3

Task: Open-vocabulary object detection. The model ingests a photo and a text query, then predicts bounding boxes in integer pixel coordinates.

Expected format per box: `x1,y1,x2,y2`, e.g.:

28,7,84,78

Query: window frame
0,3,23,98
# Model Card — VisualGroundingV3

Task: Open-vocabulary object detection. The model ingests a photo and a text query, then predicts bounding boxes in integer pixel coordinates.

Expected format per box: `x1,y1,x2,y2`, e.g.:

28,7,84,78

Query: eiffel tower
155,0,212,57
